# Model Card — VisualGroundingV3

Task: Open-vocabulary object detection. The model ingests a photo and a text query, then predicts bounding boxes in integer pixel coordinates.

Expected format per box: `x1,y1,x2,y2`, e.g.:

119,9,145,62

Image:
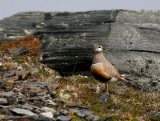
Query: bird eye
99,46,101,48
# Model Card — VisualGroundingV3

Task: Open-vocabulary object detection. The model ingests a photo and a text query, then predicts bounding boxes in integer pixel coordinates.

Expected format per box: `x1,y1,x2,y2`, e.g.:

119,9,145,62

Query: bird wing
102,59,120,78
90,63,112,80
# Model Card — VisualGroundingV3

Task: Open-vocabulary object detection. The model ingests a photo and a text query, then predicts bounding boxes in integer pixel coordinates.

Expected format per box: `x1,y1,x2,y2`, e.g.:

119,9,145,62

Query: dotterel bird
90,44,128,93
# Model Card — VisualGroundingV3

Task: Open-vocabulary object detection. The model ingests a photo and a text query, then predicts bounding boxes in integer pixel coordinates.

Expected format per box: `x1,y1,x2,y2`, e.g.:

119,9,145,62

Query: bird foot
98,92,110,102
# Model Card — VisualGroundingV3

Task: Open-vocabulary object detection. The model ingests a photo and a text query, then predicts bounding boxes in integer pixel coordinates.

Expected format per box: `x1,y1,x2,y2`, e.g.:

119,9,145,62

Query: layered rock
1,10,160,77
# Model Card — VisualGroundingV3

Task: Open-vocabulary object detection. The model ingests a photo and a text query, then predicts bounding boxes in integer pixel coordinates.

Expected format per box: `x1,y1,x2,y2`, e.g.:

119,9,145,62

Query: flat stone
41,107,56,113
98,92,110,102
69,107,93,116
38,112,56,121
0,108,10,115
11,108,37,117
12,45,28,57
91,115,100,121
21,103,33,110
147,110,160,117
86,115,100,121
46,99,58,106
40,112,53,118
59,109,68,115
22,82,58,90
3,115,38,120
3,71,16,78
0,98,8,105
59,93,70,100
0,82,6,89
47,83,59,90
46,91,56,99
57,116,72,121
76,111,86,118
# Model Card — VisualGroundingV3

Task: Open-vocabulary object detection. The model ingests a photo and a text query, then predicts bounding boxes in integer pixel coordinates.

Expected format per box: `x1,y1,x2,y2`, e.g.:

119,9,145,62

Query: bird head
94,44,110,53
94,44,103,53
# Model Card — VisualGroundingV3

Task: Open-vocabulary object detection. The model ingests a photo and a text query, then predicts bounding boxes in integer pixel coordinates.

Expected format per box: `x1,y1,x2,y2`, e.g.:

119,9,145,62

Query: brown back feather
93,52,120,78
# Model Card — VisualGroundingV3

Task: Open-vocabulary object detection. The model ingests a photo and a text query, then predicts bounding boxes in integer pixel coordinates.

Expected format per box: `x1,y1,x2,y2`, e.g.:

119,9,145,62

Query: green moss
38,69,50,78
0,28,4,31
0,114,5,120
8,36,25,39
61,22,69,27
36,26,42,28
24,30,35,35
138,78,150,82
149,115,160,120
72,116,85,121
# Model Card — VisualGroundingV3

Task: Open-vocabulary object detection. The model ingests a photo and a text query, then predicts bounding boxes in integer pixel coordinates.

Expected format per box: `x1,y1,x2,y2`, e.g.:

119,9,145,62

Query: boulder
1,10,160,78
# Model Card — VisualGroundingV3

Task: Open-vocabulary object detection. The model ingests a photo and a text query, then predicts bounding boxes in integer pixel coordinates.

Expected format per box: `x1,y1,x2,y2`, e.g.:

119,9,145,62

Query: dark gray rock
38,112,56,121
0,98,8,105
11,108,37,116
46,91,56,99
0,91,15,98
69,106,94,119
86,115,100,121
3,115,38,121
76,111,86,118
21,103,33,110
0,105,10,115
41,107,56,114
0,12,45,43
22,82,58,90
1,10,160,81
2,71,16,78
38,10,160,79
147,110,160,120
59,109,68,115
12,45,28,57
115,110,122,115
57,116,72,121
98,92,110,102
0,82,6,89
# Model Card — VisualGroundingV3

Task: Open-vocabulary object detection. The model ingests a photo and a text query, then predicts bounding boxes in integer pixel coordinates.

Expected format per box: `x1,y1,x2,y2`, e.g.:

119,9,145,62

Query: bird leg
105,83,108,93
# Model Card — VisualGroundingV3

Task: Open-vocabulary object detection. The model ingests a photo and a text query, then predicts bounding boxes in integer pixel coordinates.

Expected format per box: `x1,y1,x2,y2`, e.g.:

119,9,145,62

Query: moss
38,69,50,78
72,116,85,121
138,78,150,82
0,28,4,31
0,114,5,120
36,26,42,28
8,36,25,39
24,30,35,35
61,22,69,27
149,114,160,120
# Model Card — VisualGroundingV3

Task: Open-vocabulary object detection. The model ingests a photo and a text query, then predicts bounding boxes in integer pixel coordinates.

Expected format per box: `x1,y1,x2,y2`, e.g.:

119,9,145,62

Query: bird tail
120,77,129,82
118,74,129,82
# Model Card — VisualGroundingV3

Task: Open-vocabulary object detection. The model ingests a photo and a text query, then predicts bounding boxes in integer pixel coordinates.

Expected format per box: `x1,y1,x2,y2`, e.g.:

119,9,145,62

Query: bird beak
104,48,110,51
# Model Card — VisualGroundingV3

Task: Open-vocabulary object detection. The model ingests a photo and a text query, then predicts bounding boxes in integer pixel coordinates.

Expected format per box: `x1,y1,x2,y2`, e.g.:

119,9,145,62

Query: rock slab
1,10,160,78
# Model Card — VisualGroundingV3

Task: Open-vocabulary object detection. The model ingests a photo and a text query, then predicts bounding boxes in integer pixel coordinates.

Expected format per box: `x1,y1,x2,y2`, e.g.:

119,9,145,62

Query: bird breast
90,62,111,80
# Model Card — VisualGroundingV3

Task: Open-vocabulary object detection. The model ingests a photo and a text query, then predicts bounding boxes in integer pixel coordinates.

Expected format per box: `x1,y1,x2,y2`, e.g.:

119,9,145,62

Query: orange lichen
0,36,41,55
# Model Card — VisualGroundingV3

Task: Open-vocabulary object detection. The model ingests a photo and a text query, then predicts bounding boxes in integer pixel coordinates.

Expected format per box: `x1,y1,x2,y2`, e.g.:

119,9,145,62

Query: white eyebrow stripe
92,62,101,66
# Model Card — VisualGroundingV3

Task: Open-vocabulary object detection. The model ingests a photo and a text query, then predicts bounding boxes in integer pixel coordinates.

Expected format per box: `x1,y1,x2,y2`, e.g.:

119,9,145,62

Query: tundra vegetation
0,36,159,121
